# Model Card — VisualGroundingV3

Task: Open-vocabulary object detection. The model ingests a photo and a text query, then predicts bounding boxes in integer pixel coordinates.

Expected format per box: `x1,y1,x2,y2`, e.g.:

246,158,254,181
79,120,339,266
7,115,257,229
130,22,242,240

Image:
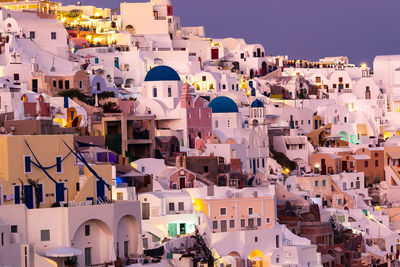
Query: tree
102,101,121,113
97,91,115,100
59,89,87,103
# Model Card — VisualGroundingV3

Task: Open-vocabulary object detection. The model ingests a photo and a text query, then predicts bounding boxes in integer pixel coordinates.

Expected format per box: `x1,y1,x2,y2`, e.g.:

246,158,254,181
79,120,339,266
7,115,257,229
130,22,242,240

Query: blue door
14,186,20,204
55,183,65,203
96,181,105,202
114,57,119,69
253,159,256,175
24,185,34,209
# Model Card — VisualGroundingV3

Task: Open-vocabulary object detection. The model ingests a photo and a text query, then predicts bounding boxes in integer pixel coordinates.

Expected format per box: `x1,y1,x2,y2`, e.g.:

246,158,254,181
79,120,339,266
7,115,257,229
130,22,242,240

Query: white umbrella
109,241,116,262
44,247,82,257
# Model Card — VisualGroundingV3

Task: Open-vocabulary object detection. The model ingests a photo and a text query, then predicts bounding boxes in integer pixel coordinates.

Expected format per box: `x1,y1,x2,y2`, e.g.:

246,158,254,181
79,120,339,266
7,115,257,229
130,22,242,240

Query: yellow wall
0,135,113,208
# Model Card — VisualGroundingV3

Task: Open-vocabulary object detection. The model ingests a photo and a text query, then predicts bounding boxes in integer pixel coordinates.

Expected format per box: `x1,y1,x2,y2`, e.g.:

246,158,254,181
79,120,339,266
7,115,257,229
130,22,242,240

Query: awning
284,137,306,145
120,171,145,177
44,247,82,257
387,151,400,159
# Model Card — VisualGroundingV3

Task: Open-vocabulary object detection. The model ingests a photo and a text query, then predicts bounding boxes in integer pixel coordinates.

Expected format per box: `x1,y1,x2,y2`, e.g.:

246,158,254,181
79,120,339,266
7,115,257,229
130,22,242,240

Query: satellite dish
226,190,233,199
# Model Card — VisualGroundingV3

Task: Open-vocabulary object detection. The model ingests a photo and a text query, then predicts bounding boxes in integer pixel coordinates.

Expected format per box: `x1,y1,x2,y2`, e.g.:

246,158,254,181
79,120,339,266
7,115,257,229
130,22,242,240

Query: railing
166,210,193,215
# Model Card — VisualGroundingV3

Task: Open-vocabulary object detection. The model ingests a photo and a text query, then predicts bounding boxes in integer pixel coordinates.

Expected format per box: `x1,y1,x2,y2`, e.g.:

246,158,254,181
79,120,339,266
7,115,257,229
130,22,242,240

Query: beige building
101,114,156,160
0,135,113,209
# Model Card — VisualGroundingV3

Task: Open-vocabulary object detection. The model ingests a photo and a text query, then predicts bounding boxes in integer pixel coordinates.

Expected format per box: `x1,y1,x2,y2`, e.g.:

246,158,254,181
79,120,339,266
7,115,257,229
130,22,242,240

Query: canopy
45,247,82,257
120,171,145,177
82,147,112,153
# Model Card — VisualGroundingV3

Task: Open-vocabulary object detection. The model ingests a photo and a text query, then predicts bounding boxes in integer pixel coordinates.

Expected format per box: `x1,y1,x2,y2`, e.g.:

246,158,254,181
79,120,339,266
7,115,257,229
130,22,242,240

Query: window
262,158,265,168
178,202,184,211
153,87,157,98
215,120,218,128
220,208,227,215
14,73,19,81
333,84,337,89
203,166,209,173
51,32,56,40
375,160,379,167
56,156,62,173
249,208,253,215
212,221,218,230
338,199,342,205
95,58,99,64
24,156,31,173
85,225,90,236
345,83,349,88
168,203,175,211
248,218,254,227
40,230,50,241
240,219,245,228
375,152,378,157
255,236,258,242
52,80,57,88
316,77,321,83
76,182,80,192
240,53,245,59
11,225,17,233
229,219,235,228
364,160,368,168
276,235,279,248
65,80,70,90
202,76,206,82
314,180,319,187
58,80,63,89
257,218,261,226
339,77,343,83
322,180,326,187
1,232,3,247
168,87,172,97
222,84,226,90
29,31,35,39
266,218,270,224
79,80,83,89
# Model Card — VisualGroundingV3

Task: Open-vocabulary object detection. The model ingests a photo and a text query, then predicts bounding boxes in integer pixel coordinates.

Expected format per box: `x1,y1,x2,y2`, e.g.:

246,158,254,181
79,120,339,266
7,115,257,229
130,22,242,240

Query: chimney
182,155,187,169
175,155,182,168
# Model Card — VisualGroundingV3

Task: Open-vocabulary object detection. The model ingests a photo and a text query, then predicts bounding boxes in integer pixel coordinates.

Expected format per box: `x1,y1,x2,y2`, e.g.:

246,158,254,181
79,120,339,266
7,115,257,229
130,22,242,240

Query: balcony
165,209,193,215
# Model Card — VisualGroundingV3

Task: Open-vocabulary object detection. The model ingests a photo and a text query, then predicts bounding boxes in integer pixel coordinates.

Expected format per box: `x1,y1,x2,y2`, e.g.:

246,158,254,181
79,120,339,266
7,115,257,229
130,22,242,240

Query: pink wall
169,169,196,189
203,197,276,233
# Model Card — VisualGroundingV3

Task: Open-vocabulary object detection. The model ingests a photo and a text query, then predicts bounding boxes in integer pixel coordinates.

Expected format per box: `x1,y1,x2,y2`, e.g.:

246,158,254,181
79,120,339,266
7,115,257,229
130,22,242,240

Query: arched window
7,23,11,28
215,120,218,128
168,87,172,97
153,87,157,98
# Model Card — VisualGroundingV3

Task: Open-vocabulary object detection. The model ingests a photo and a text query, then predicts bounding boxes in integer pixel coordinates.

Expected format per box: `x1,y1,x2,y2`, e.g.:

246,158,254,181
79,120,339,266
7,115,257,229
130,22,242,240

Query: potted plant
64,256,78,267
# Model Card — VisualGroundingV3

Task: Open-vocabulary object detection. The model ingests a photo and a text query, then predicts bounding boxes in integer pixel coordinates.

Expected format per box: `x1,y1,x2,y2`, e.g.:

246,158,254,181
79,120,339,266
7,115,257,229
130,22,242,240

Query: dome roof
144,65,181,82
208,96,238,113
251,99,264,108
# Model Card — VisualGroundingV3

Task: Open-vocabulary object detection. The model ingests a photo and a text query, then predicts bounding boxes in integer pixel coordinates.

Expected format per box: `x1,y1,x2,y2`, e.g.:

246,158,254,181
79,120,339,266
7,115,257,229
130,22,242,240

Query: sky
61,0,400,66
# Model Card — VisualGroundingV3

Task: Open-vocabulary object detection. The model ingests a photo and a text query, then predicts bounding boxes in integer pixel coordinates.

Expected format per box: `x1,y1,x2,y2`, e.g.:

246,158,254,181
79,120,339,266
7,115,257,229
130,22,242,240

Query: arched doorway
72,219,113,266
229,251,242,267
116,215,139,258
249,249,265,267
261,62,267,76
125,25,135,34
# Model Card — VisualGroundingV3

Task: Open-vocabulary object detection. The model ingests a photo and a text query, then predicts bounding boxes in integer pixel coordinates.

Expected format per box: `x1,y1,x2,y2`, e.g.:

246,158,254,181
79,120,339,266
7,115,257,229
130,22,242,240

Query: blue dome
251,99,264,108
208,96,238,113
144,65,181,82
